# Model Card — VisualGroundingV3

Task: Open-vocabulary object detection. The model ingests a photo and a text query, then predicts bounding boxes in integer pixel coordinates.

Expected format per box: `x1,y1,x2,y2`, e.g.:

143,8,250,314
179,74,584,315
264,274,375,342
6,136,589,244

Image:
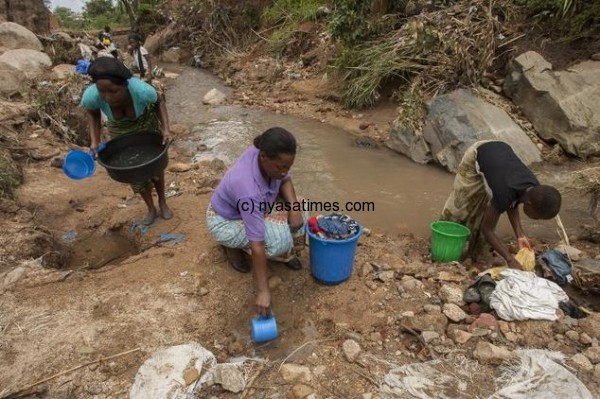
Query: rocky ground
0,16,600,399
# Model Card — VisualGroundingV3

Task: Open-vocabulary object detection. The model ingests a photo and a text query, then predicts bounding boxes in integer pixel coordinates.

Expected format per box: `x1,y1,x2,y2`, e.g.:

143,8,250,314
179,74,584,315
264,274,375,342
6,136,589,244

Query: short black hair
528,185,561,219
253,127,297,159
87,57,132,86
128,33,142,43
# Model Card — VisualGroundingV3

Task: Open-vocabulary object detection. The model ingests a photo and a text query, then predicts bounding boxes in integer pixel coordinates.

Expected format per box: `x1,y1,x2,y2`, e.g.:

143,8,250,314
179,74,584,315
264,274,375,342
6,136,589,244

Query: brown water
106,144,163,168
166,66,593,240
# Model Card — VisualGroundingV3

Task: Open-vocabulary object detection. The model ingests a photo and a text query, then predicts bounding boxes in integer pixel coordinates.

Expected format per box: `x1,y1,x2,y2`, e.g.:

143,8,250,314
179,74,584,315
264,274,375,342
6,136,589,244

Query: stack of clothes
308,214,359,240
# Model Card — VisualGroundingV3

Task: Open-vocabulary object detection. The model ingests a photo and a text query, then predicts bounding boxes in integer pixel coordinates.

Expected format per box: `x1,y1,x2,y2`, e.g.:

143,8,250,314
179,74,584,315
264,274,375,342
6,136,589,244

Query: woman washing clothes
441,140,562,269
81,57,173,225
206,127,307,316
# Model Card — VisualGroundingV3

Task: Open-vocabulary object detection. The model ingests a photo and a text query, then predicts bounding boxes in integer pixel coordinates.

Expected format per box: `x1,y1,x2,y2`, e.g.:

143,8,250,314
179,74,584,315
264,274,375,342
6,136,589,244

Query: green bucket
430,221,471,262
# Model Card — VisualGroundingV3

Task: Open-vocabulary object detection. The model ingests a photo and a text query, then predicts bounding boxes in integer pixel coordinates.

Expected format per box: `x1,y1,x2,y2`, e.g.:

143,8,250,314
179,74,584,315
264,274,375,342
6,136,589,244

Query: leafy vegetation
52,0,163,33
262,0,329,54
330,2,499,108
327,0,405,45
516,0,600,39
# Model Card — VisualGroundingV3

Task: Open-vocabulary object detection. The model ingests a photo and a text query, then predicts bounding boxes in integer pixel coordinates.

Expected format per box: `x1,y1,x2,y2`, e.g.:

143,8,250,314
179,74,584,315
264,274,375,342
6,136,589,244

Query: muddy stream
165,66,588,241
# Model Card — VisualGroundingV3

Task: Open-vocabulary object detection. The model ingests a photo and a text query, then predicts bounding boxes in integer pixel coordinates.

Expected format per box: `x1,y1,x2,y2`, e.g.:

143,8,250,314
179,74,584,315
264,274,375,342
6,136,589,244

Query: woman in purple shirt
206,127,306,316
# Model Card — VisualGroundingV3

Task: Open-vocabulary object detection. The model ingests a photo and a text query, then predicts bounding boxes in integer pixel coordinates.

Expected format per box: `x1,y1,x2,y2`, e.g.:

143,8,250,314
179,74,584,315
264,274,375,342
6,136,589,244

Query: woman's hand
255,289,272,317
517,236,532,250
288,209,304,233
161,129,172,145
507,257,523,270
89,141,99,158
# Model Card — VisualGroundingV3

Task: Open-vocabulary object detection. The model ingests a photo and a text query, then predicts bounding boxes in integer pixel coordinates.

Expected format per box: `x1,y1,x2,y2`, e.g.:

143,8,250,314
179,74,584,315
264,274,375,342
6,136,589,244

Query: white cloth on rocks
489,269,568,321
490,349,593,399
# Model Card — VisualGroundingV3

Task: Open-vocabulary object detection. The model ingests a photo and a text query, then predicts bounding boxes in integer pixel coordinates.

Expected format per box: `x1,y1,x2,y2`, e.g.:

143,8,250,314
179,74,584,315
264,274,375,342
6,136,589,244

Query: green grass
262,0,329,25
0,151,21,198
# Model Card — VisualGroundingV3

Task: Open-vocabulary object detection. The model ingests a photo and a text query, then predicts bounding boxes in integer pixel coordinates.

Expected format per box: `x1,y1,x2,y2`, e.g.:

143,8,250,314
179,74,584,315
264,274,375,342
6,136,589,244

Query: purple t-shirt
210,146,284,241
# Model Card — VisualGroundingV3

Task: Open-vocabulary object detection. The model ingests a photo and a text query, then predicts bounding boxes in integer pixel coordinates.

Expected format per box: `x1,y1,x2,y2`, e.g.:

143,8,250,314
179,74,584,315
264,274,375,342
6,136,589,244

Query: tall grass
331,2,499,109
262,0,329,25
263,0,329,53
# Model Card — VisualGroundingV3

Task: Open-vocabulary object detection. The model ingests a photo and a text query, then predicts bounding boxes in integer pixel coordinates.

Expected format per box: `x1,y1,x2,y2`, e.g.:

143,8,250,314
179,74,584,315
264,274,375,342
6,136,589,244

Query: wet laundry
489,269,569,321
538,249,574,286
308,214,359,240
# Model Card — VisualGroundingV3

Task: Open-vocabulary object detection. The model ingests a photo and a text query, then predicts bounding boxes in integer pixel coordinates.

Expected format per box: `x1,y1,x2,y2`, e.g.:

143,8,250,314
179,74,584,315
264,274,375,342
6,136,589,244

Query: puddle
64,230,138,270
167,67,596,240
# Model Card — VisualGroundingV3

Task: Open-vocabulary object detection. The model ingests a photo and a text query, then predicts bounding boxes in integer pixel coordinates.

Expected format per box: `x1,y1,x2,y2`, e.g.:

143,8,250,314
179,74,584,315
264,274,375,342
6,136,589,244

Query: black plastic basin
97,131,170,184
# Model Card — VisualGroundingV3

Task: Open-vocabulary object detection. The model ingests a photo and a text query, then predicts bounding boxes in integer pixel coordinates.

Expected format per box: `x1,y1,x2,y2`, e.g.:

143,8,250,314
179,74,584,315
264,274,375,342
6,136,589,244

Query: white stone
443,303,467,322
210,363,246,393
342,339,361,362
202,88,227,105
473,341,515,365
449,329,472,344
280,364,311,383
421,331,440,344
570,354,593,372
583,347,600,364
439,284,464,305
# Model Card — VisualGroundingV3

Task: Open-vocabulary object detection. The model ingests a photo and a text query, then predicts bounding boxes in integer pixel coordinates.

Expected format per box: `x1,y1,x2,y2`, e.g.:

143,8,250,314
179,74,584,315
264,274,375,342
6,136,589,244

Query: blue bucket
306,225,362,285
63,150,96,180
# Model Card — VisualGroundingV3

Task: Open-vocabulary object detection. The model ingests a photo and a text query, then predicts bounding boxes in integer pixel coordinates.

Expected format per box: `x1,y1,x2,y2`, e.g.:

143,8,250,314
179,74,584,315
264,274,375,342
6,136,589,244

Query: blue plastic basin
63,150,96,180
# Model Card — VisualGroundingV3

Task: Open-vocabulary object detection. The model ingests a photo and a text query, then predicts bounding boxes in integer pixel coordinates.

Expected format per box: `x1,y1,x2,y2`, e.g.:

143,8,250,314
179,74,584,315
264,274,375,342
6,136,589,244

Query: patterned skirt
206,199,308,261
106,105,162,194
441,140,495,258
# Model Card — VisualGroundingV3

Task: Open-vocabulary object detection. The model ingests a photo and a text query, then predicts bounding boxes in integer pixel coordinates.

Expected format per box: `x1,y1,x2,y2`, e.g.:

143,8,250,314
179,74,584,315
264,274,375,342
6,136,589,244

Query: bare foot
142,208,158,225
159,204,173,220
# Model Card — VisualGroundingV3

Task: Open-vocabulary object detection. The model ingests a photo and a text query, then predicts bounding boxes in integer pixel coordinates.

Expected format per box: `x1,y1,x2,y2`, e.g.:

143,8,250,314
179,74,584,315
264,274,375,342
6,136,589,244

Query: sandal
464,274,496,312
221,246,251,273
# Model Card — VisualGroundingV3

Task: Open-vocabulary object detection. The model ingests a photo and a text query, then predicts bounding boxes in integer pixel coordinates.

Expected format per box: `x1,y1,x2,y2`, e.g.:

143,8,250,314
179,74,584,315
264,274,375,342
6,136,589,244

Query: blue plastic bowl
63,150,96,180
251,315,278,343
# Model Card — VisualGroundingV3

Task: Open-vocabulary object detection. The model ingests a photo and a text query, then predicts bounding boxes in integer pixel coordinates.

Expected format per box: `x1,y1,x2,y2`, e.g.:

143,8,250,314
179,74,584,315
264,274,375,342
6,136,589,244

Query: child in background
128,33,152,82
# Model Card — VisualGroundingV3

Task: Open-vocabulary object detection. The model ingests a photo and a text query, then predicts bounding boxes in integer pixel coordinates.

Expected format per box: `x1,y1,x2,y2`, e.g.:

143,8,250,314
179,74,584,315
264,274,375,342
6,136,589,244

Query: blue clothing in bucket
316,214,359,240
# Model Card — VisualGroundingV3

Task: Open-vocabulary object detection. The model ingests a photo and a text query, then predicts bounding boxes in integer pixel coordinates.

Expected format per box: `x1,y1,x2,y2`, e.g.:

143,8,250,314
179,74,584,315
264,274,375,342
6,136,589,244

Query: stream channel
166,66,590,242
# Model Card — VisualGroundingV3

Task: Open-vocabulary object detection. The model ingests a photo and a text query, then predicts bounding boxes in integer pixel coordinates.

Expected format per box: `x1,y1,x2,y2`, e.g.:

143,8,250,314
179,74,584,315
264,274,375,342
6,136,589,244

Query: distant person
206,128,307,316
98,26,112,42
128,33,153,82
441,140,561,269
81,57,173,225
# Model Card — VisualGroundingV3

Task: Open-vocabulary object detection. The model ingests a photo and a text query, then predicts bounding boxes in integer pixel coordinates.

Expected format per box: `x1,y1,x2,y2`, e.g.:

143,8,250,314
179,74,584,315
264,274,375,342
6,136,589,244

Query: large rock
0,22,43,52
402,312,449,335
504,51,600,158
0,49,51,79
51,64,75,79
387,89,541,172
0,61,26,94
0,1,50,34
161,46,182,63
386,125,432,164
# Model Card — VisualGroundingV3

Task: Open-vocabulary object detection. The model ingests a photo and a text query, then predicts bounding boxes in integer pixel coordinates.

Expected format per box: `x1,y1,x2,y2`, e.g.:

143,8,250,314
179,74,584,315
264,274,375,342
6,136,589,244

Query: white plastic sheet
129,343,216,399
378,350,593,399
490,349,593,399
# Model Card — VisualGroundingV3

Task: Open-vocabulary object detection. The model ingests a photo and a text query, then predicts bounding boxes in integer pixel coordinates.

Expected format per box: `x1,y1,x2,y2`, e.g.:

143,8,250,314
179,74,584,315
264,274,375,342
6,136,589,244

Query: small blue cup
251,315,278,343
